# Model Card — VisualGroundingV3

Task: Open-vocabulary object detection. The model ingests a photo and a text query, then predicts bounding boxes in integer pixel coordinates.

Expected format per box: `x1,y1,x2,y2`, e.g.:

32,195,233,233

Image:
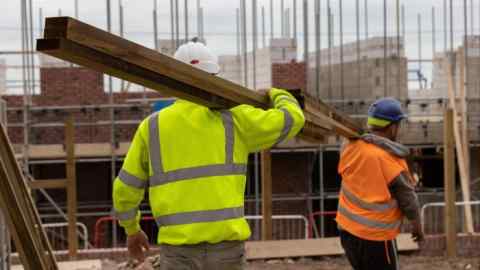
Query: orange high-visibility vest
335,139,409,241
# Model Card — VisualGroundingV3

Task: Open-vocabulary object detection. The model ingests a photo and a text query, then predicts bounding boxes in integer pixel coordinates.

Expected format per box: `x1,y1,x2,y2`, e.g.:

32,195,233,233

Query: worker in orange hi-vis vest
335,97,424,270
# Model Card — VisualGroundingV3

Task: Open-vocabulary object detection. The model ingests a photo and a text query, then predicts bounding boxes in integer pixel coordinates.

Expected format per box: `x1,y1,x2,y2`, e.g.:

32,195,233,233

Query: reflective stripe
149,113,164,175
118,169,147,189
221,111,234,164
274,108,294,146
114,208,138,221
155,206,244,227
149,163,247,187
337,205,401,230
341,185,397,212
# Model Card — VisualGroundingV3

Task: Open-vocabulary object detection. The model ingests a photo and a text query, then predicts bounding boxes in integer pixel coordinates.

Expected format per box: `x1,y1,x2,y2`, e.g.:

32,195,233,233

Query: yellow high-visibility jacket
112,88,305,245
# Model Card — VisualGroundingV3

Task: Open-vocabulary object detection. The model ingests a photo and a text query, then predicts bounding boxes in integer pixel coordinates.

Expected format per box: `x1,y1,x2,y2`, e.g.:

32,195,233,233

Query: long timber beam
37,17,362,141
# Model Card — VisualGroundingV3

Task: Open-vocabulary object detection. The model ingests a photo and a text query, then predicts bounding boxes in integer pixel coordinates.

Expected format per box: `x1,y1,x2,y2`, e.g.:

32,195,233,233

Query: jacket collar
360,133,410,158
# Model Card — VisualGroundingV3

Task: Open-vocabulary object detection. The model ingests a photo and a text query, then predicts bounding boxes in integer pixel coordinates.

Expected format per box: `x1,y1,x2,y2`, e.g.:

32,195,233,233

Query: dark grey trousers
159,241,245,270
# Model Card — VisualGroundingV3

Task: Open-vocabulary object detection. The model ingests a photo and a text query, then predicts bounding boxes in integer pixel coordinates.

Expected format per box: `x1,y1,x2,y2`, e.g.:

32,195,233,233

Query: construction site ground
100,255,480,270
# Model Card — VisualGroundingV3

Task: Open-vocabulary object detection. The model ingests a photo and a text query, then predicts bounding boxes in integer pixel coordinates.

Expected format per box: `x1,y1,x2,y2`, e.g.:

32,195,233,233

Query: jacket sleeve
112,119,149,235
231,88,305,153
388,171,421,221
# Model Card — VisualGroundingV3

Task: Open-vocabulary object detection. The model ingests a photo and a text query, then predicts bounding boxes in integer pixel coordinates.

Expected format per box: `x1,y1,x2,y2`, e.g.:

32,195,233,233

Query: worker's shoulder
348,139,393,159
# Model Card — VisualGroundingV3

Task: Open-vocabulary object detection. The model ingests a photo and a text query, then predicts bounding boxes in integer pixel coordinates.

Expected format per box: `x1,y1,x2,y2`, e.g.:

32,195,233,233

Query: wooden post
444,108,457,258
261,150,272,240
65,116,78,258
444,55,474,233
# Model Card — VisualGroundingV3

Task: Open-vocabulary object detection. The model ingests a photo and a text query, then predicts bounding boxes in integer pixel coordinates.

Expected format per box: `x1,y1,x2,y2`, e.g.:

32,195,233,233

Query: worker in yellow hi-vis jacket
112,38,305,270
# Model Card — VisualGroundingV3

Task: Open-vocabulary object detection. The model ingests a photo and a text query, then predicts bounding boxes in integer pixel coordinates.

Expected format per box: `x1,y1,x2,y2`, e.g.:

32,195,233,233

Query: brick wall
271,61,306,91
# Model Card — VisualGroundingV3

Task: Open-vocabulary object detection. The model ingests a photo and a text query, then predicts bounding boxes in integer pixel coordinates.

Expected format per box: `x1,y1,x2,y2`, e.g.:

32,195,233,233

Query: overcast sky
1,0,479,93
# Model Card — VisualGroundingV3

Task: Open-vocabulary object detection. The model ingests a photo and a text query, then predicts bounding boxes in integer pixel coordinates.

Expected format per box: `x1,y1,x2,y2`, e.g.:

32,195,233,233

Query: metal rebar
315,0,320,99
418,13,422,77
432,7,436,57
185,0,188,42
328,3,332,100
285,8,290,38
199,7,204,40
470,0,474,37
236,8,240,56
175,0,180,48
365,0,368,40
444,0,447,52
293,0,297,43
241,0,248,87
252,0,258,90
383,0,387,96
262,6,266,48
170,0,175,49
402,4,405,41
120,0,125,91
319,148,324,238
270,0,274,39
340,0,344,102
450,0,453,52
281,0,285,37
75,0,79,18
153,0,158,50
356,0,361,99
197,0,201,37
303,0,309,94
39,7,43,38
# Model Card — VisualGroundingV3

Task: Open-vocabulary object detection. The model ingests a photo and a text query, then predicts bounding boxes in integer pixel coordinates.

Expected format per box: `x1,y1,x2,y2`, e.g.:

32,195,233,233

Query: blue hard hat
368,98,407,123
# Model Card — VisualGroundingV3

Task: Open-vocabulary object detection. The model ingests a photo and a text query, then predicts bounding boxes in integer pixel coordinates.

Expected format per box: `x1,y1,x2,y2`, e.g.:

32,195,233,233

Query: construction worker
112,39,305,269
335,98,423,270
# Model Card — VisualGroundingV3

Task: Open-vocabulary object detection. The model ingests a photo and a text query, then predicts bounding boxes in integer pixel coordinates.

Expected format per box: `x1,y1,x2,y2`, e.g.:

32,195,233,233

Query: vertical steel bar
170,0,175,49
200,7,204,40
450,0,453,52
153,0,159,50
175,0,180,48
383,0,388,96
418,14,422,77
340,0,344,102
197,0,201,37
253,0,257,90
39,8,43,37
120,0,125,91
293,0,297,43
241,0,248,87
185,0,189,42
471,0,474,37
236,8,241,56
285,8,290,38
432,7,436,57
20,0,29,176
315,0,320,99
444,0,447,52
365,0,368,40
402,4,405,41
356,0,361,99
75,0,79,18
262,6,266,48
270,0,274,39
303,0,309,94
281,0,285,37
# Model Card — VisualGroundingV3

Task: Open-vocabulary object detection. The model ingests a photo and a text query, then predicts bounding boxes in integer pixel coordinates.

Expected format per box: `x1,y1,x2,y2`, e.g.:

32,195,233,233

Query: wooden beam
65,116,78,258
29,179,68,190
245,234,418,259
261,150,272,241
36,17,363,142
0,122,58,269
444,108,457,258
444,55,474,233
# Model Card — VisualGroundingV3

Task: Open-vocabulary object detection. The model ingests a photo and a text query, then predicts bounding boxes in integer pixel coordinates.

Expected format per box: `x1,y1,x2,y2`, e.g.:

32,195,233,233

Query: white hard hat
174,39,220,74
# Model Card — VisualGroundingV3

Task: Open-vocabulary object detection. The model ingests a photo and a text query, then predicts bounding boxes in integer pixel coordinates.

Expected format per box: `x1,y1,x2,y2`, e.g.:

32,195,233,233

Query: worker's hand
410,219,424,243
127,230,150,263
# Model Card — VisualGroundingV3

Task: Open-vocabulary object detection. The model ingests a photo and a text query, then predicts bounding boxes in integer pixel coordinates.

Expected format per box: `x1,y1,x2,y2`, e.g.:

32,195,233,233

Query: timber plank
29,179,68,190
245,234,418,259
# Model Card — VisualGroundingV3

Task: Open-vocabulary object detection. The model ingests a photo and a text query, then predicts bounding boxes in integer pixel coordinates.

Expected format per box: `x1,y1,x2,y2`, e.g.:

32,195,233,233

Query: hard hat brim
196,61,220,74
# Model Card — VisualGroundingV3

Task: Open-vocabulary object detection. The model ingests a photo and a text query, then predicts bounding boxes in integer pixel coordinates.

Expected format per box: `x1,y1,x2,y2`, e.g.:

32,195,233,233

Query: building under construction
1,0,480,269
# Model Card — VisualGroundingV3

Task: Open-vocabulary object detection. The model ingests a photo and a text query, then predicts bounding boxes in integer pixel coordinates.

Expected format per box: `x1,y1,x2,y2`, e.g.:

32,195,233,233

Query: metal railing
43,222,89,250
420,200,480,235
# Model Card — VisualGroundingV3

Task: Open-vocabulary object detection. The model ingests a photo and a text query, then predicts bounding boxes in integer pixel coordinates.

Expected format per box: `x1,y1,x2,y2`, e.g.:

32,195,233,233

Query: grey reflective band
118,169,147,189
338,205,401,230
274,108,294,146
149,113,164,175
221,111,234,164
149,164,247,187
155,206,244,227
114,208,138,221
341,186,397,212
